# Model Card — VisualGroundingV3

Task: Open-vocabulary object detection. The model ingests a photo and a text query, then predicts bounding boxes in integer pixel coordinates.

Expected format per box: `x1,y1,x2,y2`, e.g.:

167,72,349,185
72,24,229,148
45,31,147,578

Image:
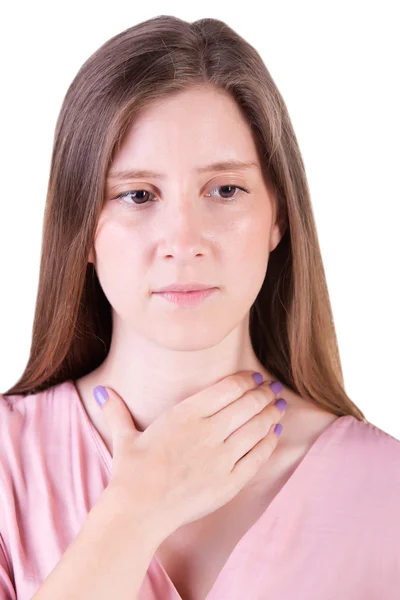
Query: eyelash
113,184,250,208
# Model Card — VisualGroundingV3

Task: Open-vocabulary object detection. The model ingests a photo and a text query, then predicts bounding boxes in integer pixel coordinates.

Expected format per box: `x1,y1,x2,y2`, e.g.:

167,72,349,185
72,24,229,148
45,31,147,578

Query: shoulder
340,414,400,460
322,414,400,476
0,379,75,418
0,381,77,480
0,380,87,536
328,416,400,525
0,390,34,457
338,417,400,576
0,381,72,437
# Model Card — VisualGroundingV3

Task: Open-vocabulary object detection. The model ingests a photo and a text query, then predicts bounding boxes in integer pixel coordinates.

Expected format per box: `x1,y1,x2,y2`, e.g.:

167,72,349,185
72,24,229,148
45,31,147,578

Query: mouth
153,283,216,293
152,287,218,306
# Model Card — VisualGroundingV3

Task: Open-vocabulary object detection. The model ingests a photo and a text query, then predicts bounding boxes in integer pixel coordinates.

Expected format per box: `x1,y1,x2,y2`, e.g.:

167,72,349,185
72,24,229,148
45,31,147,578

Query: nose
157,199,208,261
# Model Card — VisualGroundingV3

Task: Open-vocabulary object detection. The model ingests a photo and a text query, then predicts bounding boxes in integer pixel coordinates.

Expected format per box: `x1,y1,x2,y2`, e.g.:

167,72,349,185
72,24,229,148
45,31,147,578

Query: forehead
110,86,260,176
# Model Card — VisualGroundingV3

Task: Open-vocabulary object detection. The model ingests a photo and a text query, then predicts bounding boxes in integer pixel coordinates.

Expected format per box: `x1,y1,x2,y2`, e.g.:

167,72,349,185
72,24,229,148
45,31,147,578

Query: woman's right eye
115,189,155,207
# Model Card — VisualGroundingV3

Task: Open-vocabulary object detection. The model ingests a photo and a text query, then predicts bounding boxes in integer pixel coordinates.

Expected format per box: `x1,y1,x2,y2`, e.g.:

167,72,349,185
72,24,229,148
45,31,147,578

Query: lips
153,283,216,293
153,287,218,306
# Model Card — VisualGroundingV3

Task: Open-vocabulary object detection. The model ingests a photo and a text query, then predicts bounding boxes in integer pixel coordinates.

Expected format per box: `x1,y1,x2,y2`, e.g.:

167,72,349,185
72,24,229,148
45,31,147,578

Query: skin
77,84,332,496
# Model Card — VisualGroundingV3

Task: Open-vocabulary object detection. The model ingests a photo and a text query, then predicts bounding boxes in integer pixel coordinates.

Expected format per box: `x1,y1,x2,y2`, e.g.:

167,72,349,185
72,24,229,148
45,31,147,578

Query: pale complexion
75,84,328,496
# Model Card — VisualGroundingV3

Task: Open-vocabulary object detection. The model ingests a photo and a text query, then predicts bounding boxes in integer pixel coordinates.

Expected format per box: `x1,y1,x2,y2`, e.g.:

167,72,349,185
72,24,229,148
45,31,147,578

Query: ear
88,246,95,264
265,178,287,253
269,210,287,253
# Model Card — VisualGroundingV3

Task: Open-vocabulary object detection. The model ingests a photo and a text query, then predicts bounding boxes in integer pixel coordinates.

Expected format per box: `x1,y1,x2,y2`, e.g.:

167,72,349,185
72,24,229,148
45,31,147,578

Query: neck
85,312,273,433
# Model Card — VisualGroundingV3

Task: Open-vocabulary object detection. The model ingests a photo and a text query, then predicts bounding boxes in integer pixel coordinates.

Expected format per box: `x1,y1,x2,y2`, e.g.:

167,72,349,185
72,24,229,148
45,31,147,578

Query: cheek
220,214,270,314
97,222,139,269
227,213,270,276
93,222,145,308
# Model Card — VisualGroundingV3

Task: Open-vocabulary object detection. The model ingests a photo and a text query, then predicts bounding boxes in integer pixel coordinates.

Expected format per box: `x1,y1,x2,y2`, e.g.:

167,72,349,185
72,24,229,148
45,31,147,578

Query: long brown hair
2,15,368,423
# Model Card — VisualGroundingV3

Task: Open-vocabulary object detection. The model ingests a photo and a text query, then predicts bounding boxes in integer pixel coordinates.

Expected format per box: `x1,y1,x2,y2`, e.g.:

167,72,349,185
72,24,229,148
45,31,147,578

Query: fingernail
274,397,287,412
93,385,108,406
270,380,283,395
252,372,263,385
274,423,283,437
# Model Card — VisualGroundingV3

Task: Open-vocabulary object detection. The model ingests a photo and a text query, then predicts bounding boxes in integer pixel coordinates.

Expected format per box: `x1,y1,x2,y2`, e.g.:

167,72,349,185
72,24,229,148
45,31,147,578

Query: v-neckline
154,413,354,600
67,379,354,600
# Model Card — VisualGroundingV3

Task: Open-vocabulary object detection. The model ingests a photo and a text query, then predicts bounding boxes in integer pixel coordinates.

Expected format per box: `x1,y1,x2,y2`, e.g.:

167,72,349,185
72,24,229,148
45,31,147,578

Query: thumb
93,385,142,445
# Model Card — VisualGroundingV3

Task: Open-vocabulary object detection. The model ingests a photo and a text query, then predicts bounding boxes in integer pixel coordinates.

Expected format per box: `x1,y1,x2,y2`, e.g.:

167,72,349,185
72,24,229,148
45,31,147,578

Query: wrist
98,485,171,548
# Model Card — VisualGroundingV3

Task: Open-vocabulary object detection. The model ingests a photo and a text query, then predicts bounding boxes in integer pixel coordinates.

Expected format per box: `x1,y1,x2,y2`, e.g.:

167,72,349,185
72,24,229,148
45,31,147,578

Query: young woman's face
89,85,283,350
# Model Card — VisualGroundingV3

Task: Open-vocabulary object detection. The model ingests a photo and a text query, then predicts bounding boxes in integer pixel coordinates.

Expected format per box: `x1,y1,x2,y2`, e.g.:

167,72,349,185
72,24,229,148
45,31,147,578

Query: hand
95,370,287,535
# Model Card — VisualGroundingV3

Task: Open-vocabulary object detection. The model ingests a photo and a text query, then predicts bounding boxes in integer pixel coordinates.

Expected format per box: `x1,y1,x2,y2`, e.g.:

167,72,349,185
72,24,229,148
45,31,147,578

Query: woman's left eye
206,185,250,202
114,184,250,208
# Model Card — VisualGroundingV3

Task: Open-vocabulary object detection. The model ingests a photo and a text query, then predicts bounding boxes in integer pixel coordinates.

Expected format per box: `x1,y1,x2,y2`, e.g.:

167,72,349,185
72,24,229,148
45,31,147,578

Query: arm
31,487,168,600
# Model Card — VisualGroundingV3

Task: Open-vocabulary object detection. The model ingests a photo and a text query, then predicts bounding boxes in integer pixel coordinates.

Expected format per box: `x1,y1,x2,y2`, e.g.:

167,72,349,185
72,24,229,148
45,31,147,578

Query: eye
206,185,250,202
113,184,250,208
114,189,155,206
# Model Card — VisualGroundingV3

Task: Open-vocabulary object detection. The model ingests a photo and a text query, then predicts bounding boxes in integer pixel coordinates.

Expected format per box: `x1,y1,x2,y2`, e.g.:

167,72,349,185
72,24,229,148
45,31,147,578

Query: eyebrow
107,159,259,181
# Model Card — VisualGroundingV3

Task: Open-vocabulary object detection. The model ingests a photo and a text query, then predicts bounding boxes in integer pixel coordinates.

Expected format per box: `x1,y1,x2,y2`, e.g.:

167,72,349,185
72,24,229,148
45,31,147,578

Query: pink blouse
1,379,399,599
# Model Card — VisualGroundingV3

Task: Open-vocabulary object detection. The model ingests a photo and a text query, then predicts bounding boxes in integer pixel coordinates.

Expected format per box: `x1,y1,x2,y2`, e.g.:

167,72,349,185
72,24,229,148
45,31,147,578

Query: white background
0,1,399,437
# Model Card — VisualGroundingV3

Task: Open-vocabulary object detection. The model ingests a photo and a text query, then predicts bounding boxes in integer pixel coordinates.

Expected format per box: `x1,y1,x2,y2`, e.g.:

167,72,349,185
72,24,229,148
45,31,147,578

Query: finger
94,385,141,446
187,371,267,418
231,422,283,486
224,403,286,470
210,380,284,439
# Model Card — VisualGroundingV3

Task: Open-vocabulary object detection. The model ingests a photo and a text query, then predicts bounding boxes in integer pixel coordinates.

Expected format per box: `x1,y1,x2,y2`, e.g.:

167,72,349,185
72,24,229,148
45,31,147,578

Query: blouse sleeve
0,394,17,600
0,535,16,600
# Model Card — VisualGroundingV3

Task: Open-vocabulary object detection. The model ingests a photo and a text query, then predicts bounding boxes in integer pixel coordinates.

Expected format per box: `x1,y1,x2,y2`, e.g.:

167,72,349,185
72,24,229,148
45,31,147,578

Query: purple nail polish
270,380,283,395
252,372,263,385
274,423,283,436
93,385,108,406
274,397,287,412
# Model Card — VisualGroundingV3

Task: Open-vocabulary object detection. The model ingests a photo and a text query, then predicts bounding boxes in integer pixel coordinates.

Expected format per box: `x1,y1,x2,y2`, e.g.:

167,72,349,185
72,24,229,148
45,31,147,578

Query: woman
1,15,399,600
